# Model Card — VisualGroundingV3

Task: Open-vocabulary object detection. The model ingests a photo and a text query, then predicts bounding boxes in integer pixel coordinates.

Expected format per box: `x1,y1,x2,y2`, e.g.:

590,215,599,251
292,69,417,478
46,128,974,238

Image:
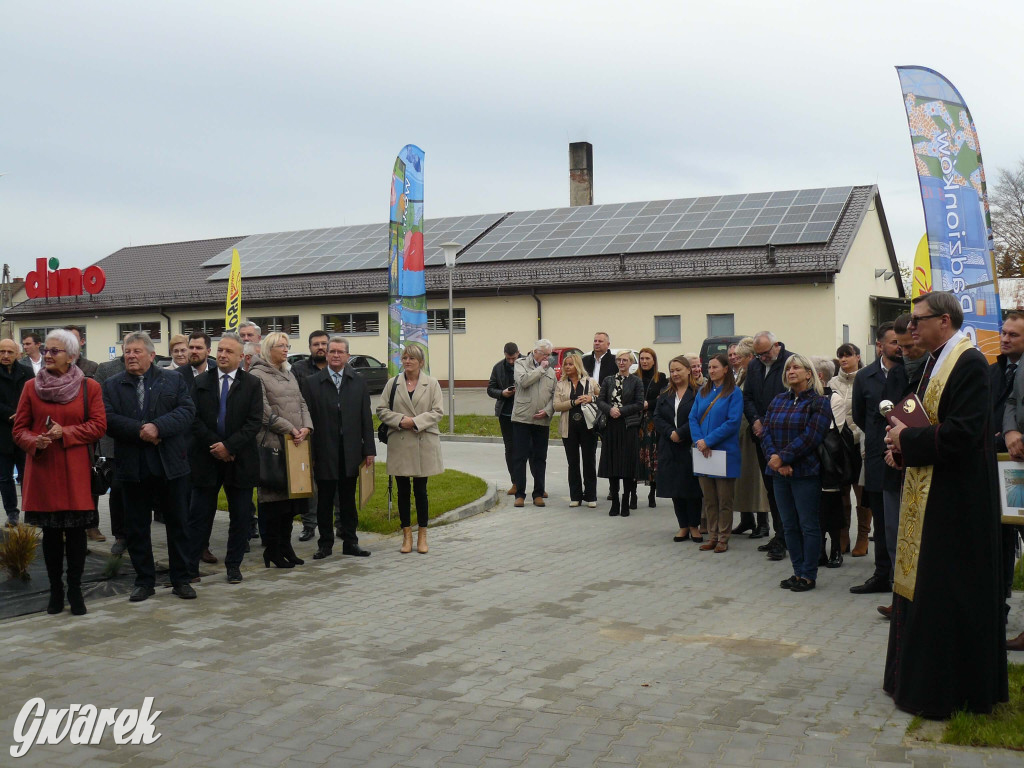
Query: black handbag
258,419,287,491
377,376,398,443
81,384,112,496
818,408,861,488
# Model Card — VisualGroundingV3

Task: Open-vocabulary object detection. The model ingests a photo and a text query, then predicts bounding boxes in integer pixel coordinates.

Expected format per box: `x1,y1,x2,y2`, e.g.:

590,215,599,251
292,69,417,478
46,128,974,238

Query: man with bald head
0,339,30,526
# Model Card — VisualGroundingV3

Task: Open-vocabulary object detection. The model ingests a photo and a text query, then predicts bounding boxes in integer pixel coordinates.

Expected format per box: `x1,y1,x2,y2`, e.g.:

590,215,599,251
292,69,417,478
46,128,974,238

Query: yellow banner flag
225,248,242,332
911,235,931,299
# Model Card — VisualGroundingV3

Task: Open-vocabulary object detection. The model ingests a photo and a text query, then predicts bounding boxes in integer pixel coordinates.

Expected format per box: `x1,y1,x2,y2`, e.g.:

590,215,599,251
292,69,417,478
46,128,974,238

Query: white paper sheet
691,447,727,477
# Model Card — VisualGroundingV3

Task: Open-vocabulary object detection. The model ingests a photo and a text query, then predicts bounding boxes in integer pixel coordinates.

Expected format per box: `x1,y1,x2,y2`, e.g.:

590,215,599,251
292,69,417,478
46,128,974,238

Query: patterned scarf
34,364,85,404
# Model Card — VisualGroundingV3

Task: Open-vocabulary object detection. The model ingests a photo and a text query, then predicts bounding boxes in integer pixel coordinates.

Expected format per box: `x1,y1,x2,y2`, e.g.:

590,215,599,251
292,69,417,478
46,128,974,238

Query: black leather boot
648,485,656,508
65,529,88,615
827,535,843,568
608,497,620,516
42,529,64,615
749,512,769,539
620,490,631,517
733,512,755,535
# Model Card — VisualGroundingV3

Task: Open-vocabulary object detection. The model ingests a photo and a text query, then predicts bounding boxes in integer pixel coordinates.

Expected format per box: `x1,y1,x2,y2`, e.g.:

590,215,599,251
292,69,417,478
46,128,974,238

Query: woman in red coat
13,329,106,616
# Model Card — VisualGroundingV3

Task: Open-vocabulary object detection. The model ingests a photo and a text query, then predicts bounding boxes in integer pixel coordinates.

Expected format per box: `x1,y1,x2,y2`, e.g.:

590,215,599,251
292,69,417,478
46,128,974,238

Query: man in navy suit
103,332,196,602
186,332,263,584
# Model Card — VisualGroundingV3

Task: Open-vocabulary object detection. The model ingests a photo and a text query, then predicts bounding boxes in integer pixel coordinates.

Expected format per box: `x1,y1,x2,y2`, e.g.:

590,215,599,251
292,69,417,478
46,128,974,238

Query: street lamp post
441,242,461,435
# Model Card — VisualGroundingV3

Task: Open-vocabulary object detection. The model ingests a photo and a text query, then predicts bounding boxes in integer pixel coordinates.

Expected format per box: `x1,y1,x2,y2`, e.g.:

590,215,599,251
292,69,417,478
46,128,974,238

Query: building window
426,308,466,334
181,318,227,339
706,314,735,337
250,315,300,338
654,315,681,344
843,324,850,344
322,312,380,336
118,321,162,342
20,325,83,344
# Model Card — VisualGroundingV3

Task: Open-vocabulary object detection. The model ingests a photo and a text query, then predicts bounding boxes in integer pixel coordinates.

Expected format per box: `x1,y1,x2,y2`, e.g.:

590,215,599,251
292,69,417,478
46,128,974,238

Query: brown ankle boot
851,506,871,557
416,528,428,554
400,527,413,554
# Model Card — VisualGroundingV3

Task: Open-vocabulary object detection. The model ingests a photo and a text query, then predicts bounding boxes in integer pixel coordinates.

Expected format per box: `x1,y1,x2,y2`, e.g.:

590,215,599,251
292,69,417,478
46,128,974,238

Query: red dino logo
25,258,106,299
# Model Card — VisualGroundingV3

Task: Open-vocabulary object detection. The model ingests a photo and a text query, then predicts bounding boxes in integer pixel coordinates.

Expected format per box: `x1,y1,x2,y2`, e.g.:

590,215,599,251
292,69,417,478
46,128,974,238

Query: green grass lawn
217,463,487,535
939,663,1024,750
1014,555,1023,591
373,414,560,440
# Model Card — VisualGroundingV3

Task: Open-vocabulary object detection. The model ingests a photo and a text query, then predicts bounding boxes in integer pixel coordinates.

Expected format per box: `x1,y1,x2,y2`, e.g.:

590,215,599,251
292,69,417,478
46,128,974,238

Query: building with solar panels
4,152,905,383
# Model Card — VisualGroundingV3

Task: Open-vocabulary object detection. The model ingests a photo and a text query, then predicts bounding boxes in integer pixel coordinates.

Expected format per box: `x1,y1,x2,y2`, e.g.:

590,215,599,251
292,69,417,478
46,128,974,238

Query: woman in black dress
636,347,666,509
597,351,644,517
653,355,703,542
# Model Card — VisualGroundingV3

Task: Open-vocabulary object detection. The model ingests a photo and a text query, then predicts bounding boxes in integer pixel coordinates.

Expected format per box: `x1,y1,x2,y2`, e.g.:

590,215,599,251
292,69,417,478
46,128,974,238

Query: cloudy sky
3,0,1021,280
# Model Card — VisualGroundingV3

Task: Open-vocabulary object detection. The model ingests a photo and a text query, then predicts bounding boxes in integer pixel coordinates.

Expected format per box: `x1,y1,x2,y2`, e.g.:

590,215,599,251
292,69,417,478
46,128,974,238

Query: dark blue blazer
852,358,906,493
103,365,196,481
190,368,263,488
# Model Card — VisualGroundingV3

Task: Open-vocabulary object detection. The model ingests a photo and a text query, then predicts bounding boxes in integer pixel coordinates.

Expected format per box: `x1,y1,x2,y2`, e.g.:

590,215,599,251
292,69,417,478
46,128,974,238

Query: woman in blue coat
654,356,703,543
689,353,744,553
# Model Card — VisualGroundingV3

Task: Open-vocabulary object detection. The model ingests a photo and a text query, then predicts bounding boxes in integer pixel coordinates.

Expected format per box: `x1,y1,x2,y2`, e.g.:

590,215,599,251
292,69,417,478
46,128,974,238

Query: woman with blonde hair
636,347,666,508
248,332,313,568
168,334,188,369
761,354,832,592
377,344,444,553
554,352,600,507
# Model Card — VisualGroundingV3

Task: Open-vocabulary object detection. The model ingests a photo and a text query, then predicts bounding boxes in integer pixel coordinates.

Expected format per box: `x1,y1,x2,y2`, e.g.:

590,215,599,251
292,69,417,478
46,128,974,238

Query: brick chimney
569,142,593,207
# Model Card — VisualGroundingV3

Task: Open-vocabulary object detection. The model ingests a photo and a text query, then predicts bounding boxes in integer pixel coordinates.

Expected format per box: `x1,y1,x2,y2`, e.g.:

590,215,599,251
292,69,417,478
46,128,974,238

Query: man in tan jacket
511,340,556,508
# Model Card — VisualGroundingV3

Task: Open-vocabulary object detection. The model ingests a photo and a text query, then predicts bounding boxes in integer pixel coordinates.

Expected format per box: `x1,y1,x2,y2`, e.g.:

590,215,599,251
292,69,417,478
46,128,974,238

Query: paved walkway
2,441,1020,767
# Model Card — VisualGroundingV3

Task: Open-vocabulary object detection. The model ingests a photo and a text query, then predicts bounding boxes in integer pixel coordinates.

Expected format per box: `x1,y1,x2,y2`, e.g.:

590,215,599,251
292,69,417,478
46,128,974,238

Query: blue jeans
773,475,821,581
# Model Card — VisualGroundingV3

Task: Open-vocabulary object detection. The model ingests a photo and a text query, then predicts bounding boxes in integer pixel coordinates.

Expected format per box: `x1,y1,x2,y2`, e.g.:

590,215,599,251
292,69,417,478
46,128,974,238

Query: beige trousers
699,477,736,542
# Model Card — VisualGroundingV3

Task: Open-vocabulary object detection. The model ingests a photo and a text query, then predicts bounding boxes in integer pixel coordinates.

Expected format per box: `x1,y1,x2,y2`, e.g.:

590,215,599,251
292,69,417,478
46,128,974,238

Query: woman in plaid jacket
761,354,832,592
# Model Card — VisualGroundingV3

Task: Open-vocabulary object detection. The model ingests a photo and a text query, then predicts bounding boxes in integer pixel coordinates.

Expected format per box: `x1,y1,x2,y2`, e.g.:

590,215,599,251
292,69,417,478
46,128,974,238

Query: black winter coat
0,363,30,454
301,365,376,479
742,343,795,424
653,388,702,499
189,368,263,488
596,374,644,427
486,358,516,417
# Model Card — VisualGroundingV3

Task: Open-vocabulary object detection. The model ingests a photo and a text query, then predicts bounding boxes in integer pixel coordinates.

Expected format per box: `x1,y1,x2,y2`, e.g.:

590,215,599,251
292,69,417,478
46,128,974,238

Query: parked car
548,346,585,380
287,352,389,395
699,335,746,371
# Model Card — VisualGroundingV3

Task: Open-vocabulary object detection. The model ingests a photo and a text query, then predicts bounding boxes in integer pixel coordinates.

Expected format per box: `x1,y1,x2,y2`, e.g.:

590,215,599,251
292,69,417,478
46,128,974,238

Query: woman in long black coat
653,355,703,542
597,351,644,517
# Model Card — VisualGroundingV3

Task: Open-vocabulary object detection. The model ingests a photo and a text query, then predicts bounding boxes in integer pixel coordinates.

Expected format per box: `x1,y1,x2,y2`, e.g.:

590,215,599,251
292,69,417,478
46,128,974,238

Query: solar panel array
458,187,853,263
203,187,853,280
202,214,503,280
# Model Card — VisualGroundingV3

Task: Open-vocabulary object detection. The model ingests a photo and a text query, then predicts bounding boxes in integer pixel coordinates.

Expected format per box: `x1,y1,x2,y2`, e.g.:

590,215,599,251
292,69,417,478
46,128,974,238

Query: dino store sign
25,258,107,299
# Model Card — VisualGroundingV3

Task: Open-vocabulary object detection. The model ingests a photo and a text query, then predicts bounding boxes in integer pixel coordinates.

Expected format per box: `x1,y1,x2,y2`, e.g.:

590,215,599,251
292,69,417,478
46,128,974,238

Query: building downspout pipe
159,308,172,353
531,290,542,339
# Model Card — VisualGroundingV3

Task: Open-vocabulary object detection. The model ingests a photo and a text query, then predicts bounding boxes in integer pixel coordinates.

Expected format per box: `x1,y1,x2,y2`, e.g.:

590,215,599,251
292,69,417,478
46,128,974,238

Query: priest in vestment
883,291,1007,719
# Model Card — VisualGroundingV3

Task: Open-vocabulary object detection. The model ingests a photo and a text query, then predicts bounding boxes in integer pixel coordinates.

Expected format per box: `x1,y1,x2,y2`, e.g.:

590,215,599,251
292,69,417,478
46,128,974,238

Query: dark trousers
188,481,253,573
774,475,821,582
562,418,598,503
397,476,429,528
498,415,515,484
819,491,843,547
512,422,549,500
753,437,784,536
41,527,87,592
315,475,358,549
864,489,891,581
673,497,702,528
0,449,24,519
123,476,190,588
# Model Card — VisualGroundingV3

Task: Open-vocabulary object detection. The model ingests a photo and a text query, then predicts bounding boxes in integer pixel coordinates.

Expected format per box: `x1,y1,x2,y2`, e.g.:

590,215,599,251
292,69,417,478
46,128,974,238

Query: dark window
322,312,379,336
180,318,227,339
426,308,466,334
117,321,162,342
654,315,681,343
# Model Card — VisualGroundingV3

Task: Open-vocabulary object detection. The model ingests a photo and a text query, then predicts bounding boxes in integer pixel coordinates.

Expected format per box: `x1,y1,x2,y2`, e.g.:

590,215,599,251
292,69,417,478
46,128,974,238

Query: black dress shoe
766,548,787,562
313,547,332,560
849,574,892,594
790,578,815,592
226,567,243,584
172,582,198,599
826,548,843,568
732,521,754,535
780,575,799,589
749,525,769,540
757,536,777,552
129,585,155,602
342,544,371,557
298,527,315,542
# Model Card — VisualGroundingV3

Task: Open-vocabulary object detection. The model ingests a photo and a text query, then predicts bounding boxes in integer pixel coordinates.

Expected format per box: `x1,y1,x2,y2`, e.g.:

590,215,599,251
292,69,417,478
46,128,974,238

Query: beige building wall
832,204,902,363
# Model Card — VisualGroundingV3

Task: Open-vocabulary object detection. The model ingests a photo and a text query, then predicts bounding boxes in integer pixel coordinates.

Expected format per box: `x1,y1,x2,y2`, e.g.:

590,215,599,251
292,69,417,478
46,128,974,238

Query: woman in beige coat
248,332,313,568
377,346,444,553
553,353,601,507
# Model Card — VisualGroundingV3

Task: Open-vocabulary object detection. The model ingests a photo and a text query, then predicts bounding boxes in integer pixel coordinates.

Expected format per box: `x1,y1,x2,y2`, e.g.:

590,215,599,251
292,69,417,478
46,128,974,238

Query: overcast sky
3,0,1022,281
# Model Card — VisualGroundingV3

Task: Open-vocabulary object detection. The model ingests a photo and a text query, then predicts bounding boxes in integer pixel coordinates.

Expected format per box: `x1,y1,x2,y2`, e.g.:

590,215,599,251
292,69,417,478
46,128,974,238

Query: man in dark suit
996,314,1024,652
302,336,376,559
850,322,902,596
291,329,333,540
582,331,616,385
186,332,262,584
176,331,214,389
990,313,1024,453
103,332,196,602
0,339,29,526
95,342,129,554
742,330,795,553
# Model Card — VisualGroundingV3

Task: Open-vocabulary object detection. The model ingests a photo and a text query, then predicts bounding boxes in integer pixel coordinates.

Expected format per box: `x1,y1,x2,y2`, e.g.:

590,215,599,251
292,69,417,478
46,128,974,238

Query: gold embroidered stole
894,335,973,600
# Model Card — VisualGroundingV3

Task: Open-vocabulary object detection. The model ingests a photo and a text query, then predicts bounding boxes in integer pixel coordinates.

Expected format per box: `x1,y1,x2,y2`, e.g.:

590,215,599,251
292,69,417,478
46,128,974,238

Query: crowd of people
2,291,1018,720
488,295,1018,719
2,323,429,614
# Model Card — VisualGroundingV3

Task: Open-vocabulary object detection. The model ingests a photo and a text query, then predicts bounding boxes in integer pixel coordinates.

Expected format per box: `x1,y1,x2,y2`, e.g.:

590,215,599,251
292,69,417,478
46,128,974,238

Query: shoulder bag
81,383,113,496
579,380,601,430
817,402,861,488
258,415,287,491
377,376,398,444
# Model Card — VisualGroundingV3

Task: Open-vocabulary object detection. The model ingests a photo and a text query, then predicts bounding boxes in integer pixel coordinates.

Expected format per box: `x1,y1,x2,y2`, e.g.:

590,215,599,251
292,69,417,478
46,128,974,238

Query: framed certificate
284,435,314,499
996,454,1024,525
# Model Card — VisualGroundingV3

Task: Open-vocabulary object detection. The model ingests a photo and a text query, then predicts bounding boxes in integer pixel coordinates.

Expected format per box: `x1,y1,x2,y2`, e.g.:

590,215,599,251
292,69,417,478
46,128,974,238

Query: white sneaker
586,501,597,508
569,501,580,507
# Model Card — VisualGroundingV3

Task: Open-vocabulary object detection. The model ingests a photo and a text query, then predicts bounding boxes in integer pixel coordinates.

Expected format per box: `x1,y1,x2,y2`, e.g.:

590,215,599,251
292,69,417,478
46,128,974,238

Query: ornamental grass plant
0,523,40,580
